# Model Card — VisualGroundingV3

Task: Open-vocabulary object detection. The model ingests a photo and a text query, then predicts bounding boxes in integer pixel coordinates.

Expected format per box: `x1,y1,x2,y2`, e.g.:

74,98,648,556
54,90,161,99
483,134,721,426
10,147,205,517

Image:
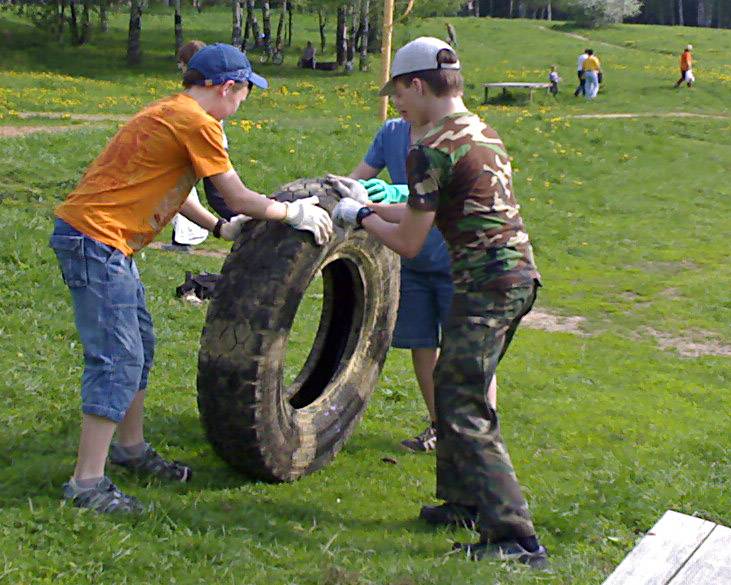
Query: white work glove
332,197,366,228
219,214,251,241
283,195,333,245
325,174,369,205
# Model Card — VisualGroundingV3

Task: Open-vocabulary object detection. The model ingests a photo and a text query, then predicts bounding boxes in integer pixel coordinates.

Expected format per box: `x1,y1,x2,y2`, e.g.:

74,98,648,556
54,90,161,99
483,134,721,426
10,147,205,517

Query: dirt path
536,25,630,51
568,112,731,120
0,125,84,137
17,111,131,122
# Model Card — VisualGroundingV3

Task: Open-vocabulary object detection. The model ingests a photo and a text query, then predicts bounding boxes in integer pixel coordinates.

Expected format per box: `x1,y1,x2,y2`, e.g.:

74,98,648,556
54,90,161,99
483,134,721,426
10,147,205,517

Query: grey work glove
332,197,366,228
325,174,369,205
283,195,333,245
219,214,252,241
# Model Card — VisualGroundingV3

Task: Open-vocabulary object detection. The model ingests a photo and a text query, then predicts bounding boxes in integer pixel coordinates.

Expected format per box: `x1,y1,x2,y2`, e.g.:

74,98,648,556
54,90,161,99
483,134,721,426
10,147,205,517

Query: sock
517,535,540,553
114,442,146,460
74,476,104,490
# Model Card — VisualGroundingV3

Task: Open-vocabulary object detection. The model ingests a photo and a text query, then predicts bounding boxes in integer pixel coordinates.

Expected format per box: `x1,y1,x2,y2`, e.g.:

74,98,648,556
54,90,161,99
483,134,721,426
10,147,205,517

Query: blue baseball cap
188,43,268,89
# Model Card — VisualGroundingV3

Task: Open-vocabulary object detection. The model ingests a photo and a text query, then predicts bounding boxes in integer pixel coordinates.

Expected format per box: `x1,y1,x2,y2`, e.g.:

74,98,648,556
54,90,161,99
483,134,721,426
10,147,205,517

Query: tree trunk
262,1,271,45
318,9,327,54
677,0,684,25
346,1,356,67
80,0,91,44
336,4,346,65
508,0,514,18
174,0,183,54
287,4,292,47
359,0,370,71
232,0,243,48
474,0,480,17
517,1,526,18
127,0,143,65
244,0,261,48
546,0,551,20
275,0,286,50
56,0,66,42
68,0,81,45
99,0,108,32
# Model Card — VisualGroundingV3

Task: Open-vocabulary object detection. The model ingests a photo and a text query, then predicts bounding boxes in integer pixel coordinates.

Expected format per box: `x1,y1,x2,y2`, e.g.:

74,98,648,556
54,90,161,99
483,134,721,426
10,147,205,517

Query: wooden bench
483,82,552,103
602,510,731,584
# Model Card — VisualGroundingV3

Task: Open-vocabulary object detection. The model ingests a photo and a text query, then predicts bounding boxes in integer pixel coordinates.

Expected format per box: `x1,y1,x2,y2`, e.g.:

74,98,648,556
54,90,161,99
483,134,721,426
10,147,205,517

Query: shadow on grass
0,409,423,502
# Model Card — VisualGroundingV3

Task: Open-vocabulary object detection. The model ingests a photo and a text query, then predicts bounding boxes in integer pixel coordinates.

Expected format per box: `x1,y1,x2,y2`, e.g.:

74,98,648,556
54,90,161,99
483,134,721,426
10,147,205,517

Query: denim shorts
49,218,155,423
392,267,454,349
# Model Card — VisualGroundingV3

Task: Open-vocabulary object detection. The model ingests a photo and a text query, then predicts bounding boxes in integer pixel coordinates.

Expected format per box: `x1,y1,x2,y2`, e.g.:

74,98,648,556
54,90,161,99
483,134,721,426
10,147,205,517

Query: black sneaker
62,477,144,514
452,540,549,569
420,502,479,530
401,423,437,452
109,443,192,482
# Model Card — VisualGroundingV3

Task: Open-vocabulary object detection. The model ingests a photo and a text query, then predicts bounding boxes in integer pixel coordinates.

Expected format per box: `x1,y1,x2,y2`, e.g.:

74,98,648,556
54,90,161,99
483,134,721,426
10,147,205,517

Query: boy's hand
219,214,252,241
332,198,366,227
325,174,369,205
283,196,333,245
359,179,409,204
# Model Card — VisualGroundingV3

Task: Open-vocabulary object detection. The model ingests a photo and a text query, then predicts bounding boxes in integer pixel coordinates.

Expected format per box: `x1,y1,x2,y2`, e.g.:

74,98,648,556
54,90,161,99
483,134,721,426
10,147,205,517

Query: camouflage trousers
434,280,538,542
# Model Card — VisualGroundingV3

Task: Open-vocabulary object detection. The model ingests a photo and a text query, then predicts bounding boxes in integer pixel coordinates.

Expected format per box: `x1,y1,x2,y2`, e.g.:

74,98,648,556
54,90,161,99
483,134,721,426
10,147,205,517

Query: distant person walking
675,45,694,88
445,22,457,48
582,49,602,100
574,48,589,96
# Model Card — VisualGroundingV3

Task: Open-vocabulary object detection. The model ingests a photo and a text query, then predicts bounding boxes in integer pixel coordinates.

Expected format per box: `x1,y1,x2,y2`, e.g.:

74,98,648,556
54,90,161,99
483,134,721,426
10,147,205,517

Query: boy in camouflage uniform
327,37,546,567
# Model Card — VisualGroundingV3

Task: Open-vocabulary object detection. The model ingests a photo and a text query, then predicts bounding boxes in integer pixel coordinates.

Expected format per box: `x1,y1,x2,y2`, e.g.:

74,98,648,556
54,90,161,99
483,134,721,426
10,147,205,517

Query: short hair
393,49,463,97
177,40,206,66
182,68,251,92
586,49,594,55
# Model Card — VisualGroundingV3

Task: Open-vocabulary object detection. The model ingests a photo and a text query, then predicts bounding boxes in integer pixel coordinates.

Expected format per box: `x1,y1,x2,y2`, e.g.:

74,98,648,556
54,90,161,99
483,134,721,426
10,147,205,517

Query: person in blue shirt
350,118,497,452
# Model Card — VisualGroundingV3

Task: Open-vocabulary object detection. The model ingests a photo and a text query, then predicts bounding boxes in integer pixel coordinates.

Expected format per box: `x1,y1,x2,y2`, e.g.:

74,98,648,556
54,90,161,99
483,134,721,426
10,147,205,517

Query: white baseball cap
379,37,461,96
686,44,693,51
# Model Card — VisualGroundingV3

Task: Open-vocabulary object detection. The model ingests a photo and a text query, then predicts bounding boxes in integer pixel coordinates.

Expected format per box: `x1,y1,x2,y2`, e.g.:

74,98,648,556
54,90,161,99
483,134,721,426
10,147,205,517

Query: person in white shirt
574,49,589,97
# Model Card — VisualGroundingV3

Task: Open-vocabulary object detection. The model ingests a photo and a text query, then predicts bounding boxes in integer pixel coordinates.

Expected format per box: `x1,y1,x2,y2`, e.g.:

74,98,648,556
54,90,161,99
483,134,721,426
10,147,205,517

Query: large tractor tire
197,178,399,482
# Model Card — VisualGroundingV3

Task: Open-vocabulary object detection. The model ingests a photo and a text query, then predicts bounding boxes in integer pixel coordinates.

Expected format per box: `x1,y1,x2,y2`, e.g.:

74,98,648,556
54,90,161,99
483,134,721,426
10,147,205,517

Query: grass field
0,7,729,585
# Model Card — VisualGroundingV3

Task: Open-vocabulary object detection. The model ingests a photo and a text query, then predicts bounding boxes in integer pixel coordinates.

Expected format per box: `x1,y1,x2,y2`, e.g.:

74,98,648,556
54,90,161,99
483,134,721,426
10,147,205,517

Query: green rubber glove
358,178,410,204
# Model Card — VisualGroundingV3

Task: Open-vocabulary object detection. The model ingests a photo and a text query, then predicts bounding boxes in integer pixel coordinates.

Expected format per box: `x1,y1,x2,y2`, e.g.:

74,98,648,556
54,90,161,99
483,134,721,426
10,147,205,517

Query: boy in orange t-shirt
50,43,333,513
675,45,694,88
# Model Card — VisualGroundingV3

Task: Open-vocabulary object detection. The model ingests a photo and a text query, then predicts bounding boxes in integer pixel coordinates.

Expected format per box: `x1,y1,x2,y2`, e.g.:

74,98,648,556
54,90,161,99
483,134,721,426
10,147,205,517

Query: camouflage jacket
406,112,540,292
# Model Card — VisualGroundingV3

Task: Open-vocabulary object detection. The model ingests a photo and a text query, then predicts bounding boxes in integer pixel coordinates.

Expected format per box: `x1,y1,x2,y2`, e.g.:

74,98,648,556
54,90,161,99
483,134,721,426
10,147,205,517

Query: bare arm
361,206,434,258
178,190,218,231
349,161,380,181
209,170,288,221
369,202,407,224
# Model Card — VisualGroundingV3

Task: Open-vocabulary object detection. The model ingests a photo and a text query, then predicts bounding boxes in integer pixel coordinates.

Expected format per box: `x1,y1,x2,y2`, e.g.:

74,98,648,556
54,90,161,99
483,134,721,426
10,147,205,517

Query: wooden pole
378,0,395,121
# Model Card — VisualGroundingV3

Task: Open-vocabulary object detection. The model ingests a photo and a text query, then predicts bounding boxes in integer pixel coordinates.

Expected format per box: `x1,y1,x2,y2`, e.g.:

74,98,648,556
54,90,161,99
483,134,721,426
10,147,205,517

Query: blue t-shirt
364,119,451,274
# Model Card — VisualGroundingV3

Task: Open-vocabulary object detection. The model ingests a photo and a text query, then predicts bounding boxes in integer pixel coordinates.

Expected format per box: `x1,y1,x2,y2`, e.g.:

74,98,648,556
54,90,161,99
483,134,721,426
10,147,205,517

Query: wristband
355,206,375,227
213,218,226,238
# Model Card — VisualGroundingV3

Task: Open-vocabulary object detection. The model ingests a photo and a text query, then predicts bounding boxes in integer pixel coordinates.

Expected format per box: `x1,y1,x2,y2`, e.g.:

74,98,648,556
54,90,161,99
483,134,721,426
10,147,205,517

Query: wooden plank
602,510,716,585
669,524,731,585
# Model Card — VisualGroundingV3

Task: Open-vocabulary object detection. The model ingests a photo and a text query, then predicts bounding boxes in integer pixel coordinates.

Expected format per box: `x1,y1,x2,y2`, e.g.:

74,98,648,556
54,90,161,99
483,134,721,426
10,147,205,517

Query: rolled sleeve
406,146,447,212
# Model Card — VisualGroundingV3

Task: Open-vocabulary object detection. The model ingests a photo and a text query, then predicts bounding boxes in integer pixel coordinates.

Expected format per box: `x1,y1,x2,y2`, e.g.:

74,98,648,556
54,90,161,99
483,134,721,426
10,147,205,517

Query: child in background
549,65,561,97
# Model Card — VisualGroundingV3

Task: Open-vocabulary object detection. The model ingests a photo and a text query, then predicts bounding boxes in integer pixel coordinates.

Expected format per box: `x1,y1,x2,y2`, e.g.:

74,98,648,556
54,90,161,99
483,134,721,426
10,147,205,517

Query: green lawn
0,8,729,585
